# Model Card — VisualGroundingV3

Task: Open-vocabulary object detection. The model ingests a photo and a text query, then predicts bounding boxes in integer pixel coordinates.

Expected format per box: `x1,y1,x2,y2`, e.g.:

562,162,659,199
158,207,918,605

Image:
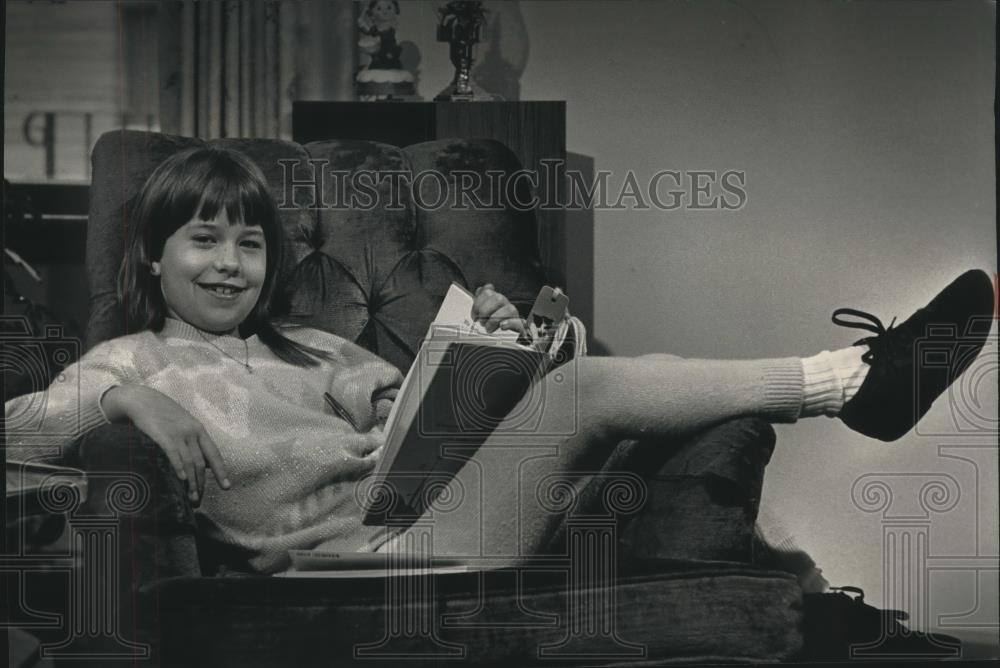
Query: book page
431,283,520,343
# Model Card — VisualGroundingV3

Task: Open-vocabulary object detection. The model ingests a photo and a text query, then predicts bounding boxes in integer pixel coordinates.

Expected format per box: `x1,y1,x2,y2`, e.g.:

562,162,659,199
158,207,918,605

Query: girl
5,146,993,574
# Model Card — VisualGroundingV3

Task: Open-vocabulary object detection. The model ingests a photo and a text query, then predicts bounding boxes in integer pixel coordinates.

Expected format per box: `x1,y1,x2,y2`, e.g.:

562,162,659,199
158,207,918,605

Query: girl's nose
213,243,241,273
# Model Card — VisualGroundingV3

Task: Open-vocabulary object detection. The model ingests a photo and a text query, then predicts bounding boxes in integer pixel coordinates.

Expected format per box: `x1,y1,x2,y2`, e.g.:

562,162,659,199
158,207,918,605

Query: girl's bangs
194,167,273,229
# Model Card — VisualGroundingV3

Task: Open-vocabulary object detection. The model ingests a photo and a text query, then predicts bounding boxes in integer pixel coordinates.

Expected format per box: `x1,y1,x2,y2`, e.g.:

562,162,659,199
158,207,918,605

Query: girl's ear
150,261,162,277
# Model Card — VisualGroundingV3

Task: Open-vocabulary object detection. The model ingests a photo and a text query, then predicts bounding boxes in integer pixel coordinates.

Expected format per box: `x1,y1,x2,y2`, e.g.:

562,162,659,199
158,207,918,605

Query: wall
406,0,998,646
4,1,121,181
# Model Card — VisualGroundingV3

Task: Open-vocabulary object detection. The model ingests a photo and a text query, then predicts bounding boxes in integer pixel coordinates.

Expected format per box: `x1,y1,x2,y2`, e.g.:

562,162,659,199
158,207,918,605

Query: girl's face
151,209,266,334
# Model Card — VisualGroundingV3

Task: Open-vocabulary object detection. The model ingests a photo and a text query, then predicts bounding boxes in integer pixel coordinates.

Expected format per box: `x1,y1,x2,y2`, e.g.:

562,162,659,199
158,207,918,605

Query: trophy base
434,81,499,102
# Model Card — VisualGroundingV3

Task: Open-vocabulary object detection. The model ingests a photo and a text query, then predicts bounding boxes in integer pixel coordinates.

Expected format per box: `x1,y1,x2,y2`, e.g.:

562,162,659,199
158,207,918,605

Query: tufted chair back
86,131,548,371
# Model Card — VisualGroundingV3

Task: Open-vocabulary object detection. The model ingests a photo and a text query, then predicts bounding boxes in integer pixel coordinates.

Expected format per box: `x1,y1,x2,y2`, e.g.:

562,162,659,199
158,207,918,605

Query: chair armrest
70,423,202,581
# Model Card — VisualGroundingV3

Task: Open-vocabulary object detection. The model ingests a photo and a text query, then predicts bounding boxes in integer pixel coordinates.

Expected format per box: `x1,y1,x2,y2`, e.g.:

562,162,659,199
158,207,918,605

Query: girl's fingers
472,295,504,322
197,428,231,490
476,301,513,332
485,304,521,333
185,434,207,500
473,286,524,334
161,445,188,484
499,317,527,334
472,285,504,315
494,304,519,320
173,442,198,502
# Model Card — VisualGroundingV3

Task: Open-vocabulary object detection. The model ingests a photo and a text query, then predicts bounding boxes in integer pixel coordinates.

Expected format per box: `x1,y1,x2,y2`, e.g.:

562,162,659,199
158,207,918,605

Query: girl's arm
4,340,139,459
100,385,230,504
4,335,229,504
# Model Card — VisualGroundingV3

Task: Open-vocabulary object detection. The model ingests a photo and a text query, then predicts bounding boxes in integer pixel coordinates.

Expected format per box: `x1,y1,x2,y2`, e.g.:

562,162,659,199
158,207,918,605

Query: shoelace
831,308,900,366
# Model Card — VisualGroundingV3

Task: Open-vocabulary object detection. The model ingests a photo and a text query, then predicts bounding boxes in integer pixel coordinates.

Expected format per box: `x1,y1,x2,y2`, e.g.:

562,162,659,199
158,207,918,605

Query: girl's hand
101,385,231,505
472,284,526,335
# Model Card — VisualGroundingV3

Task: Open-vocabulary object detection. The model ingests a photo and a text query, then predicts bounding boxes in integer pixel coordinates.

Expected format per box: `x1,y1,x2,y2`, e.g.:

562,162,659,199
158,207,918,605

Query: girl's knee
571,359,624,443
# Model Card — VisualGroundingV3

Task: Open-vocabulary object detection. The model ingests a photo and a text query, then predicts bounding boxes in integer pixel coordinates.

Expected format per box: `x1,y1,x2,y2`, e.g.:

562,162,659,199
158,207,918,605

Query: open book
361,283,578,525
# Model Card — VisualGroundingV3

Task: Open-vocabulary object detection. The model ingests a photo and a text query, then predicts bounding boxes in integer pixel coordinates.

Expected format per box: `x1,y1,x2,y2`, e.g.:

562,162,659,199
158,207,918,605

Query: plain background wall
401,0,998,646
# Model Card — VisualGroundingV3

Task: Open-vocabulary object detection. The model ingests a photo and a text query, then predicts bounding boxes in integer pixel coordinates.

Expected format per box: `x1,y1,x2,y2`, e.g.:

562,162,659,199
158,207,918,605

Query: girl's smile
151,210,266,335
199,282,248,299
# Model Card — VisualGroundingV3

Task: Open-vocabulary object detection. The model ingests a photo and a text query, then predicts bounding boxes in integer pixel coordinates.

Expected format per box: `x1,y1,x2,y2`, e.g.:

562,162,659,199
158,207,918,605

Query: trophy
434,1,489,101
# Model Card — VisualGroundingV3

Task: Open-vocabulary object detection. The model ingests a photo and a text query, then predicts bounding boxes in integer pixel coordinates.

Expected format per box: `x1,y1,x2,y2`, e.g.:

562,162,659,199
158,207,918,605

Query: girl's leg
376,353,807,559
566,354,806,440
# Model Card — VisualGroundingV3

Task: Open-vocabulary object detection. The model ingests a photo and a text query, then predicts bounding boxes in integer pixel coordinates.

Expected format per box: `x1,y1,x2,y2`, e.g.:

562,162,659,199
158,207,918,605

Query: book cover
362,284,552,525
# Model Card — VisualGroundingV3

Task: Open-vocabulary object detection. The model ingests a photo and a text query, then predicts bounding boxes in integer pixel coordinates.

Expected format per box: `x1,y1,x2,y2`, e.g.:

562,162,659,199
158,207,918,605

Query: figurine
356,0,414,100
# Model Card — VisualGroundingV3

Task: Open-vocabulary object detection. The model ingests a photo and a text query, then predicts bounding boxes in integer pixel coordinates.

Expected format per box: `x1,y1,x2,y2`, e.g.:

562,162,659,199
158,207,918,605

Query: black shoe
836,269,995,442
803,586,962,660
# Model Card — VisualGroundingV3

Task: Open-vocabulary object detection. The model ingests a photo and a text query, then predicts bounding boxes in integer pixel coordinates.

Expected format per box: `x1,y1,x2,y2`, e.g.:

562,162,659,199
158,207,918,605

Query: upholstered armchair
65,130,802,665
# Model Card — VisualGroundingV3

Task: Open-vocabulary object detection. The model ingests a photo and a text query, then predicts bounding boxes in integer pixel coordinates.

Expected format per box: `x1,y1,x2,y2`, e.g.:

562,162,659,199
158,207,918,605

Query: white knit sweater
5,318,403,573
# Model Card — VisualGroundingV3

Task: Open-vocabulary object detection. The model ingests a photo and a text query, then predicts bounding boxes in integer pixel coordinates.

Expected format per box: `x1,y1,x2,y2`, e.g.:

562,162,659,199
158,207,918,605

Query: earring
150,262,161,277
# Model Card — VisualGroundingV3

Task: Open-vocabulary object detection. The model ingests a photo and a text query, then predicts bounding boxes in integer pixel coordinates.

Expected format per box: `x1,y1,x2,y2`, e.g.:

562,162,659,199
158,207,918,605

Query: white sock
800,346,869,417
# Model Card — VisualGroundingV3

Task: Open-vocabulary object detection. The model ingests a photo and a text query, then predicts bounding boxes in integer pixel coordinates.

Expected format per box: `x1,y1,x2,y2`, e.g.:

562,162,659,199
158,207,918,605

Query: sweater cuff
91,384,120,429
760,359,804,424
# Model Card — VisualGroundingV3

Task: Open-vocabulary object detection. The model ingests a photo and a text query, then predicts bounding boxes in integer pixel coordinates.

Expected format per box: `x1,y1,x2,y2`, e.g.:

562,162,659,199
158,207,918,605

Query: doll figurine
356,0,414,100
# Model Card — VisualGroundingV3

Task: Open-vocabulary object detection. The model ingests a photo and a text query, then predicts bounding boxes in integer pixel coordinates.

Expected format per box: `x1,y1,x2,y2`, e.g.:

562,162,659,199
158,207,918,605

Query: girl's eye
240,239,264,250
192,235,216,245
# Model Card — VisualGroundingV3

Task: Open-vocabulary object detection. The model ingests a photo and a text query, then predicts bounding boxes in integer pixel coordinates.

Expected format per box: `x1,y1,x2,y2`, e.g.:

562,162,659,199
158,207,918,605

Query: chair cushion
140,562,803,665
